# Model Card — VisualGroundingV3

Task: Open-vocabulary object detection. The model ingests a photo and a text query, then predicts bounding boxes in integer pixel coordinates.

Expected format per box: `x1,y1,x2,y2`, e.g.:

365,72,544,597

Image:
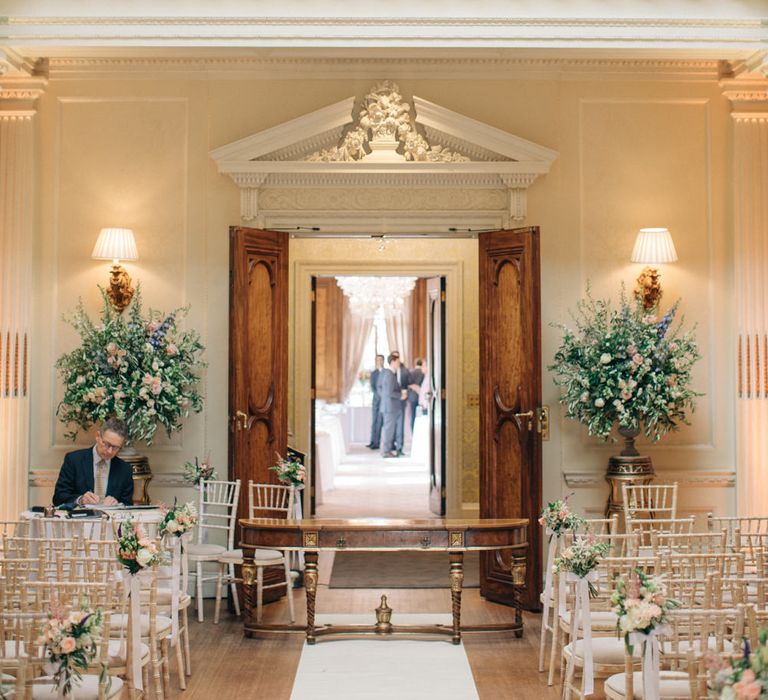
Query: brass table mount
605,428,654,521
375,595,393,634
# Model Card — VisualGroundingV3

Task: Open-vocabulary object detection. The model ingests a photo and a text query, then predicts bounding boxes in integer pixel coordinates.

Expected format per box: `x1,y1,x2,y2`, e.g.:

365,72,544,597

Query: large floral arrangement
706,629,768,699
159,501,198,538
37,605,106,696
539,494,586,535
549,287,701,442
56,287,206,445
270,452,306,489
612,569,679,653
116,520,163,575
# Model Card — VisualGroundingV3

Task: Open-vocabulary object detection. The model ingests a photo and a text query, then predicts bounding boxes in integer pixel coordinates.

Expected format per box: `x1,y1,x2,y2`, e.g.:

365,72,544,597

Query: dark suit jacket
52,447,134,507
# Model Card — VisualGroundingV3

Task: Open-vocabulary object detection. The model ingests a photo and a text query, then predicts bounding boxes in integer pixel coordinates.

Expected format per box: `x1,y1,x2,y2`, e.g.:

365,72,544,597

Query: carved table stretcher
239,517,529,644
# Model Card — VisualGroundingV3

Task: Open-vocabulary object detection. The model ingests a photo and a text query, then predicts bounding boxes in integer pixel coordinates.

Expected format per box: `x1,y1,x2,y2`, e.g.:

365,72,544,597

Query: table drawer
316,529,450,550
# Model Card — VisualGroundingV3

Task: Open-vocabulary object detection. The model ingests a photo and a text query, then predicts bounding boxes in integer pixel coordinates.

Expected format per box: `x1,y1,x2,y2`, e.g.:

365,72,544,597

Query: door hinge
310,388,316,400
310,486,316,497
441,487,446,498
310,290,315,302
440,388,446,400
441,290,446,302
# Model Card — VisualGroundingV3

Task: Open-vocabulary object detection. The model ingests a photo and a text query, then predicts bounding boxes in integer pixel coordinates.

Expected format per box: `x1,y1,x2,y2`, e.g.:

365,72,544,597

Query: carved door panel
479,227,542,610
427,277,446,516
229,226,289,523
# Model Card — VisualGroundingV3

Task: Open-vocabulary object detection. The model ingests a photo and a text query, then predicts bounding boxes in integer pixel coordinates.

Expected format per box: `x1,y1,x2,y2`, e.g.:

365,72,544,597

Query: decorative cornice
720,75,768,113
0,76,47,112
41,56,726,82
563,469,736,489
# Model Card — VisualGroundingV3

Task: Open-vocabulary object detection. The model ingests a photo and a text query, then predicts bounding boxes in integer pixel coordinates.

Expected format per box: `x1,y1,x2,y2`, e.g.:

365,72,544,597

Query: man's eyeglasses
99,438,123,452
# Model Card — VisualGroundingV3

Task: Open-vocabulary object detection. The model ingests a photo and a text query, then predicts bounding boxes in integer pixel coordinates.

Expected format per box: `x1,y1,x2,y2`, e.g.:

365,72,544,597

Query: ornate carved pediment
210,81,558,231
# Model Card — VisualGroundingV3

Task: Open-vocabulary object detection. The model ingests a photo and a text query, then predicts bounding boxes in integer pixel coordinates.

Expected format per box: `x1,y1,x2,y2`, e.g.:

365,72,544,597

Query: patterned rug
328,550,481,589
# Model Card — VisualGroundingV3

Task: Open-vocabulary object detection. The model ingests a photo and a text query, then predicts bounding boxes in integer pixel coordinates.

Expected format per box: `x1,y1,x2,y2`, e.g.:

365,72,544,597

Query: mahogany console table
239,517,529,644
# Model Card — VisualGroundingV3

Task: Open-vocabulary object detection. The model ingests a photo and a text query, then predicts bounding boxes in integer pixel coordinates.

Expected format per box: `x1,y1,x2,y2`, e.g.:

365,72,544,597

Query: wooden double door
228,226,543,609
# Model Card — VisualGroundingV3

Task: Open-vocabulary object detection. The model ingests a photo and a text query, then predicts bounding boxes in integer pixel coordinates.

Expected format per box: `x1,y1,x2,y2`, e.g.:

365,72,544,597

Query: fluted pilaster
0,75,44,519
723,74,768,517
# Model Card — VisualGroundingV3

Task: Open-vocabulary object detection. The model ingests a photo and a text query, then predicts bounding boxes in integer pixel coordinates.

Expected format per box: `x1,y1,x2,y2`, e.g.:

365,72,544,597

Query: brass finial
375,594,393,634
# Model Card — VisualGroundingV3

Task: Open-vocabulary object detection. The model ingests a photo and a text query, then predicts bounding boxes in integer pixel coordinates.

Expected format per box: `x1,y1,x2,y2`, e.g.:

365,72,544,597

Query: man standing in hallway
366,354,385,449
378,353,406,458
407,358,425,434
391,351,409,456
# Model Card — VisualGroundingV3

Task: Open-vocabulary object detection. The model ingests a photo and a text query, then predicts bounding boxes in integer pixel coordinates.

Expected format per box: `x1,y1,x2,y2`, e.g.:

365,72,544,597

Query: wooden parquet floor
170,586,562,700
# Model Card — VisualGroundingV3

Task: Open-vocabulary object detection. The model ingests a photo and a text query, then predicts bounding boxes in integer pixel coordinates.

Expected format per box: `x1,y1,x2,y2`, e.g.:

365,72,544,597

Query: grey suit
368,368,383,448
377,368,403,455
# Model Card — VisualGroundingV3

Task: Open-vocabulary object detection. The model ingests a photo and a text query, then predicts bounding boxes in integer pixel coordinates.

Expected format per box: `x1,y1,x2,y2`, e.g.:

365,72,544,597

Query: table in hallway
239,517,529,644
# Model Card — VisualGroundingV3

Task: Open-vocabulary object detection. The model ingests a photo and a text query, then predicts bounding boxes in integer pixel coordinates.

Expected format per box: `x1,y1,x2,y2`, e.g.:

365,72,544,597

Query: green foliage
55,286,206,445
549,286,701,442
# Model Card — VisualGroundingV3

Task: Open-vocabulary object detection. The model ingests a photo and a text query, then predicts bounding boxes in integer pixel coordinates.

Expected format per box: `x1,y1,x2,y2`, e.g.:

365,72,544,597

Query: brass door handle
336,537,347,549
235,410,248,431
514,410,534,430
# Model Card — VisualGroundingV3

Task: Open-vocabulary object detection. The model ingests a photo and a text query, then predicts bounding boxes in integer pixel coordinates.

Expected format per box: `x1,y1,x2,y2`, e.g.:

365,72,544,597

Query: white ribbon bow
628,626,670,700
170,537,181,644
122,569,150,692
567,570,599,696
541,531,560,634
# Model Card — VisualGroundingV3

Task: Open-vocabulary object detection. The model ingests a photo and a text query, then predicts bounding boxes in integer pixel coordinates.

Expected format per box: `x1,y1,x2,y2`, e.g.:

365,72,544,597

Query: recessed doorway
310,274,446,520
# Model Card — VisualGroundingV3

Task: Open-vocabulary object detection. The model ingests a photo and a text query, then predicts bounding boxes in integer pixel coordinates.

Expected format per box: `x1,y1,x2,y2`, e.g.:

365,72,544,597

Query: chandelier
335,276,417,317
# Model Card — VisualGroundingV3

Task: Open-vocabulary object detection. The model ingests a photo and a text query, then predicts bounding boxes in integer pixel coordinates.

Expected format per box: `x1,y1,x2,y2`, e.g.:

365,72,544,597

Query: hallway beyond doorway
315,444,432,519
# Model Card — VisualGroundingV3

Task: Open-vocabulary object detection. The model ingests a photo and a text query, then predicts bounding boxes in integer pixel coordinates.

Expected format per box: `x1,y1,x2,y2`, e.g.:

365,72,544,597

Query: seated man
53,417,134,507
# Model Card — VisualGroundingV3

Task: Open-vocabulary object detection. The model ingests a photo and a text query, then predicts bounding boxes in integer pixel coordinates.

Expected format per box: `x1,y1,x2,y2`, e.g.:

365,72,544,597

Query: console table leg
449,552,464,645
304,550,319,645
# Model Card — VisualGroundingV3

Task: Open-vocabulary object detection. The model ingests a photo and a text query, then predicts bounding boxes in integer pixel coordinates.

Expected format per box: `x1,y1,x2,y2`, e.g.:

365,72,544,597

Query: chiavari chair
550,553,654,689
628,515,696,553
707,513,768,547
622,482,678,526
650,529,728,556
213,481,296,625
665,574,721,609
604,606,746,699
656,551,745,581
185,479,241,623
582,515,619,536
734,529,768,574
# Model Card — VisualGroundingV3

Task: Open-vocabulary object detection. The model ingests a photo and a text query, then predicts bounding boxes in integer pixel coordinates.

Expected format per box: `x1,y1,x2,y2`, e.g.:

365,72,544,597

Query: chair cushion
661,636,735,654
565,637,641,665
185,543,226,558
218,548,283,564
109,613,173,636
32,675,124,699
106,639,149,666
604,671,689,699
3,641,26,657
560,610,618,629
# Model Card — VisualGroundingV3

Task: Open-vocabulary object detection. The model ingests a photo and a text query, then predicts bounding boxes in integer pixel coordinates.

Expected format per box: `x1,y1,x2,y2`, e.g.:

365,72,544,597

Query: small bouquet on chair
116,520,164,574
183,456,217,487
612,569,679,700
37,604,107,697
704,629,768,699
538,494,586,537
270,452,306,490
554,535,611,597
159,500,198,539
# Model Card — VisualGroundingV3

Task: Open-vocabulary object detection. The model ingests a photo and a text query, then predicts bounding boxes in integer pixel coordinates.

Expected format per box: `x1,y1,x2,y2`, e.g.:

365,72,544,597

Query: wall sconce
91,227,139,313
630,227,678,310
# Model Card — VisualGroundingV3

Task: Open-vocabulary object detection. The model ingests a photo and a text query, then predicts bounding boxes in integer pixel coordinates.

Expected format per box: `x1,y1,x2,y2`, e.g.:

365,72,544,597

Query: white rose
594,398,605,408
165,519,179,533
600,353,612,364
136,547,154,567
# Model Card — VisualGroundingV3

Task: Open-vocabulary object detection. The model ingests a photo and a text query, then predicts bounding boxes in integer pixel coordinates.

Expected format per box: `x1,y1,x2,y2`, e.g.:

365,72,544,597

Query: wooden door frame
292,258,465,518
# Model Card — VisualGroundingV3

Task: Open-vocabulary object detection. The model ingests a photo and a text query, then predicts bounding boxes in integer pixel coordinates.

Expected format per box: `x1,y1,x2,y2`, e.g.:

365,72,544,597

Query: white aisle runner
290,615,480,700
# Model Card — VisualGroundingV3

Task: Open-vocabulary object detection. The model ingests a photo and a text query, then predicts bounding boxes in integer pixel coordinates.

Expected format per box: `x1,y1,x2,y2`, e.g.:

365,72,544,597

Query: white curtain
340,297,373,401
385,292,412,366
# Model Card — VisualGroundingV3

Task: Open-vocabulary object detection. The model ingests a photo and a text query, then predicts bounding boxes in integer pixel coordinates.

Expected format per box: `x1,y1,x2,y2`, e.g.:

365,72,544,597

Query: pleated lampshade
630,228,678,265
91,228,139,262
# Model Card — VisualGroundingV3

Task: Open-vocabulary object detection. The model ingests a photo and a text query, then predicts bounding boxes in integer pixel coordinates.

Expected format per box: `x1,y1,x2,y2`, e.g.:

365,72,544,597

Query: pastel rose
599,353,612,364
136,547,155,567
594,398,605,408
60,636,77,654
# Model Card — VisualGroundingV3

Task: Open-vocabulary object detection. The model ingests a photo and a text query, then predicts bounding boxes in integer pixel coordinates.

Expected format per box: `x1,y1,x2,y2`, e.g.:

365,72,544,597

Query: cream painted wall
28,73,735,522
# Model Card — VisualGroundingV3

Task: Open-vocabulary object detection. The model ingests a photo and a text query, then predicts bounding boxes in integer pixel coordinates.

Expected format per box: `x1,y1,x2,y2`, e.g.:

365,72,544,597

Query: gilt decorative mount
210,81,558,231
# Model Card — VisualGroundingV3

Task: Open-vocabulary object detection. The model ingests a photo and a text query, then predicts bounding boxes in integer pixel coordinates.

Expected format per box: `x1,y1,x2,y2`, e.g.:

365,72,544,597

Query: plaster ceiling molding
209,81,558,232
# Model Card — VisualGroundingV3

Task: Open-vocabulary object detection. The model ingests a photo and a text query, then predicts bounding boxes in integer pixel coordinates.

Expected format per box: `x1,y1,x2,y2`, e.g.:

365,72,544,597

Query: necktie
95,459,108,499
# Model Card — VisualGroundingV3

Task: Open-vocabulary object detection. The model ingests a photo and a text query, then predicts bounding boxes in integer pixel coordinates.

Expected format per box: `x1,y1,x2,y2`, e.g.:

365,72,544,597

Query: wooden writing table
239,517,528,644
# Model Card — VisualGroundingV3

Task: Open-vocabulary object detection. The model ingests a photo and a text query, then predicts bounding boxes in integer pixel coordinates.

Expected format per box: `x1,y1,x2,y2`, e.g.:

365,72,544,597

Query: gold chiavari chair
656,551,745,581
550,553,654,689
707,513,768,547
628,515,696,553
723,577,768,609
622,482,678,526
650,529,728,556
734,530,768,574
583,515,619,535
604,606,746,699
665,575,721,609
